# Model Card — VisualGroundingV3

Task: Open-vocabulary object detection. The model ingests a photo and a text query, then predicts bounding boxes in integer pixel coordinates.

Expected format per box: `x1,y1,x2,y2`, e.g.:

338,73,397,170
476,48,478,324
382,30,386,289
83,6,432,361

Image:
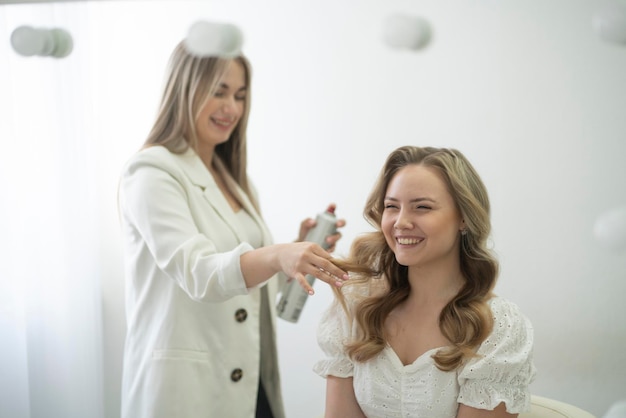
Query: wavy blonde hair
334,146,498,371
143,41,257,210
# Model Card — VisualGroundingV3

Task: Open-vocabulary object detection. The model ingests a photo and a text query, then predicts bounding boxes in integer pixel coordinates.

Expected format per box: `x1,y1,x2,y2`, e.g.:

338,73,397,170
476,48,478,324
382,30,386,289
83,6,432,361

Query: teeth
397,237,421,245
213,118,232,126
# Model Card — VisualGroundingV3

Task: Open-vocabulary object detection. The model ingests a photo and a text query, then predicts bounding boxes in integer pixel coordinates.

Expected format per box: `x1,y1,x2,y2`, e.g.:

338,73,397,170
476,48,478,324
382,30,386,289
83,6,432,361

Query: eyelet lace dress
313,288,536,418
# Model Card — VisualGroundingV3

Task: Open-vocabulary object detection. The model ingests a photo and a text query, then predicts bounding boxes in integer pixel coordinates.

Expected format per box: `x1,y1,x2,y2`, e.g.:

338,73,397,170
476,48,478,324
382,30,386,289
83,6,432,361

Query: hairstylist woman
118,39,348,418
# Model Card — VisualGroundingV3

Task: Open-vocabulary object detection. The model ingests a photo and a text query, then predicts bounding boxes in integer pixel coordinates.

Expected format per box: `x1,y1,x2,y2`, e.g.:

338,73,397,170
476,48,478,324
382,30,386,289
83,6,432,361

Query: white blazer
118,146,285,418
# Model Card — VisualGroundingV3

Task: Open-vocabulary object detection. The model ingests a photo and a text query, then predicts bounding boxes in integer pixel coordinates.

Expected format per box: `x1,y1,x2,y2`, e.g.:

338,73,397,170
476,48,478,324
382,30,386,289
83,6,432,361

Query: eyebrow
218,82,247,92
384,196,436,203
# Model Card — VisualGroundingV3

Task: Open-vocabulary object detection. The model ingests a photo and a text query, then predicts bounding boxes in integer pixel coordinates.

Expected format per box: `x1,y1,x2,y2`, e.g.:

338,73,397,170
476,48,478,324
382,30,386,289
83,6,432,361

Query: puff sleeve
457,297,536,413
313,298,355,379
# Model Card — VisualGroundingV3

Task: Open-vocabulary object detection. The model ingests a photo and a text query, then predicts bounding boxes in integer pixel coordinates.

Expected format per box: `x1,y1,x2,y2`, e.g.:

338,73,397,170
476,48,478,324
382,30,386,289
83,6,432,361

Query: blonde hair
143,41,257,209
335,146,497,371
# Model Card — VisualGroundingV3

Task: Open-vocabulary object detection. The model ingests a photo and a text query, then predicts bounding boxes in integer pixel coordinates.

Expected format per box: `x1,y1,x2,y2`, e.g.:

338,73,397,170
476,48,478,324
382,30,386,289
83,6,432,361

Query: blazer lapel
235,183,274,247
173,148,275,248
214,157,274,247
173,148,247,243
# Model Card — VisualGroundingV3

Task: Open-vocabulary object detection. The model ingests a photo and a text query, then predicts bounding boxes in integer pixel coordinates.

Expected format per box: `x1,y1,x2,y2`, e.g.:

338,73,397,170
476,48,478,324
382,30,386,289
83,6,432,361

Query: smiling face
195,59,247,152
381,164,464,270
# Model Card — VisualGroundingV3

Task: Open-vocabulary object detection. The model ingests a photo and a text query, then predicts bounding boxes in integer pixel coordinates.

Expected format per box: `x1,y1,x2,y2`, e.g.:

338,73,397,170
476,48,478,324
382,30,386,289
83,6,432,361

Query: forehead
220,59,246,87
386,164,451,199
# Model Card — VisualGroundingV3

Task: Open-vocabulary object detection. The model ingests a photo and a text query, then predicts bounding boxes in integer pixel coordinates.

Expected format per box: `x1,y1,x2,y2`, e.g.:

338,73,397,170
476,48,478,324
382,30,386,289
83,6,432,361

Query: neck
406,263,464,306
196,142,215,171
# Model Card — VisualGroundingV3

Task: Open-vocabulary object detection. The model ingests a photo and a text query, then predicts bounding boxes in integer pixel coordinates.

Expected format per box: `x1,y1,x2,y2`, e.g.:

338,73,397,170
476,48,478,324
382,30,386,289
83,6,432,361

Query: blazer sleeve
119,149,252,302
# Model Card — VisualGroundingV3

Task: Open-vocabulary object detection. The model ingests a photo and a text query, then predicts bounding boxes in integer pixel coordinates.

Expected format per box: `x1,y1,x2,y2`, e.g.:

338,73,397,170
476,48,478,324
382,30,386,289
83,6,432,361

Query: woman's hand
296,203,347,253
240,241,349,292
276,241,349,295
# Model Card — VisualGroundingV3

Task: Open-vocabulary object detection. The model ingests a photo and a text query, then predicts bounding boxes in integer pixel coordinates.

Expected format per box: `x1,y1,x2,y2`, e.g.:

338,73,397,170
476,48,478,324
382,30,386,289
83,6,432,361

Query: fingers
296,208,346,244
325,231,343,252
296,218,315,242
315,266,349,289
288,243,349,295
294,272,315,295
284,225,353,295
295,267,348,296
324,217,346,252
305,248,349,289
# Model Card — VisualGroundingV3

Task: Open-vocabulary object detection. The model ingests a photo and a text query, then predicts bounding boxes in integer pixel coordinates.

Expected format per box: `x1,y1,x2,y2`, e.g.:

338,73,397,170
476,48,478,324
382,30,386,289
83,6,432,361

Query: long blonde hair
143,41,257,209
335,146,498,371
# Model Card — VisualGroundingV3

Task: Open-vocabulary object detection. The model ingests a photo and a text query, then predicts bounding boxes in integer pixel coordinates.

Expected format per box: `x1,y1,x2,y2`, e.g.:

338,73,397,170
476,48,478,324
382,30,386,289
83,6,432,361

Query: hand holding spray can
276,205,338,323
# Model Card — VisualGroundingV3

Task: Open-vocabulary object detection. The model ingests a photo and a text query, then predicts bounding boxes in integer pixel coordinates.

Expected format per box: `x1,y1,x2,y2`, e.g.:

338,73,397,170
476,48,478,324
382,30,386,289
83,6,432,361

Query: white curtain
0,3,105,418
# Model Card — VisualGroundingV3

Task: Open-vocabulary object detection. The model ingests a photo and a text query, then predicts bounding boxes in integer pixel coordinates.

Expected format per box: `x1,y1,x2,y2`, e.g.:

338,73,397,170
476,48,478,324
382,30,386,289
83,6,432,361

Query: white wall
1,0,625,417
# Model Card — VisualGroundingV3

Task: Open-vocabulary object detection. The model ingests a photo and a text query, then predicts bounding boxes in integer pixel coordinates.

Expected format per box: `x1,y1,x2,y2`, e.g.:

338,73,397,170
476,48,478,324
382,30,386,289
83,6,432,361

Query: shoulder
473,295,535,367
317,279,380,338
122,146,173,179
457,296,536,412
119,147,199,201
122,146,205,184
487,296,533,335
123,146,181,173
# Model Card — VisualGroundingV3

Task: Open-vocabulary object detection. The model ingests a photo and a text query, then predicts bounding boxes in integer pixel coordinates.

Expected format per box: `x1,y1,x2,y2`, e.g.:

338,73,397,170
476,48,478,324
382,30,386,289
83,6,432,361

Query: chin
394,255,414,267
213,136,232,146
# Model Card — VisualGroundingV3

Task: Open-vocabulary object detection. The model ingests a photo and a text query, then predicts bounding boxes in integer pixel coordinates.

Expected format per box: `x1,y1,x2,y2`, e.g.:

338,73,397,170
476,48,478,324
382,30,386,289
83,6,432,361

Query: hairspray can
276,205,338,323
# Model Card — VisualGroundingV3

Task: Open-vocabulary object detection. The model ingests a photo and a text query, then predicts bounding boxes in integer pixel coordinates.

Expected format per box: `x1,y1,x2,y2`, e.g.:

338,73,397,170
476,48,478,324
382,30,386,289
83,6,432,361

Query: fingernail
335,281,343,287
343,274,350,280
308,289,315,295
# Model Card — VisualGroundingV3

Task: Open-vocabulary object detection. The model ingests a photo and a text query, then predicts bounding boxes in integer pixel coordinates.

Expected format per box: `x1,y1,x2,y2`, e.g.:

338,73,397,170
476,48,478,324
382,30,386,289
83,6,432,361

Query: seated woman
314,146,536,418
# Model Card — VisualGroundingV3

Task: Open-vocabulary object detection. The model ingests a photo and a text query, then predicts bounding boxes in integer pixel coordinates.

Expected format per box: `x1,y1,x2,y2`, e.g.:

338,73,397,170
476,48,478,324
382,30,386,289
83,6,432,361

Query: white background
1,0,625,417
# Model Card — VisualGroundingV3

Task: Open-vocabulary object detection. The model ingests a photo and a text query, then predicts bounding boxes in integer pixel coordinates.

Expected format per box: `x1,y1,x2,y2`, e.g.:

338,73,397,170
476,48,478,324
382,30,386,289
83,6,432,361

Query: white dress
313,286,536,418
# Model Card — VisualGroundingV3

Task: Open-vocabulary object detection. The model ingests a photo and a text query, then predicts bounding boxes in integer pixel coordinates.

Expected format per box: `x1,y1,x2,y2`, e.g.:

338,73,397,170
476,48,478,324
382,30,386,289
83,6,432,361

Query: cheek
194,119,205,137
236,102,246,117
435,217,462,242
381,215,395,241
197,116,212,133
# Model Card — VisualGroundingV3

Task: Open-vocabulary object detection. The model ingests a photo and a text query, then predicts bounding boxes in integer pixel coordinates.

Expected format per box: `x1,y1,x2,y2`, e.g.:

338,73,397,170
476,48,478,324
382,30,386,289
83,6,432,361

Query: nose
221,96,240,115
393,208,413,230
221,99,234,113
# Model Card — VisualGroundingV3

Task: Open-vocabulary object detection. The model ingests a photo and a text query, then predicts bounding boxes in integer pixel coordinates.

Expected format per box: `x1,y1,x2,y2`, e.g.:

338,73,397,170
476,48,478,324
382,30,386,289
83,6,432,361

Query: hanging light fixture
10,25,73,58
592,2,626,45
382,13,432,51
184,20,244,58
